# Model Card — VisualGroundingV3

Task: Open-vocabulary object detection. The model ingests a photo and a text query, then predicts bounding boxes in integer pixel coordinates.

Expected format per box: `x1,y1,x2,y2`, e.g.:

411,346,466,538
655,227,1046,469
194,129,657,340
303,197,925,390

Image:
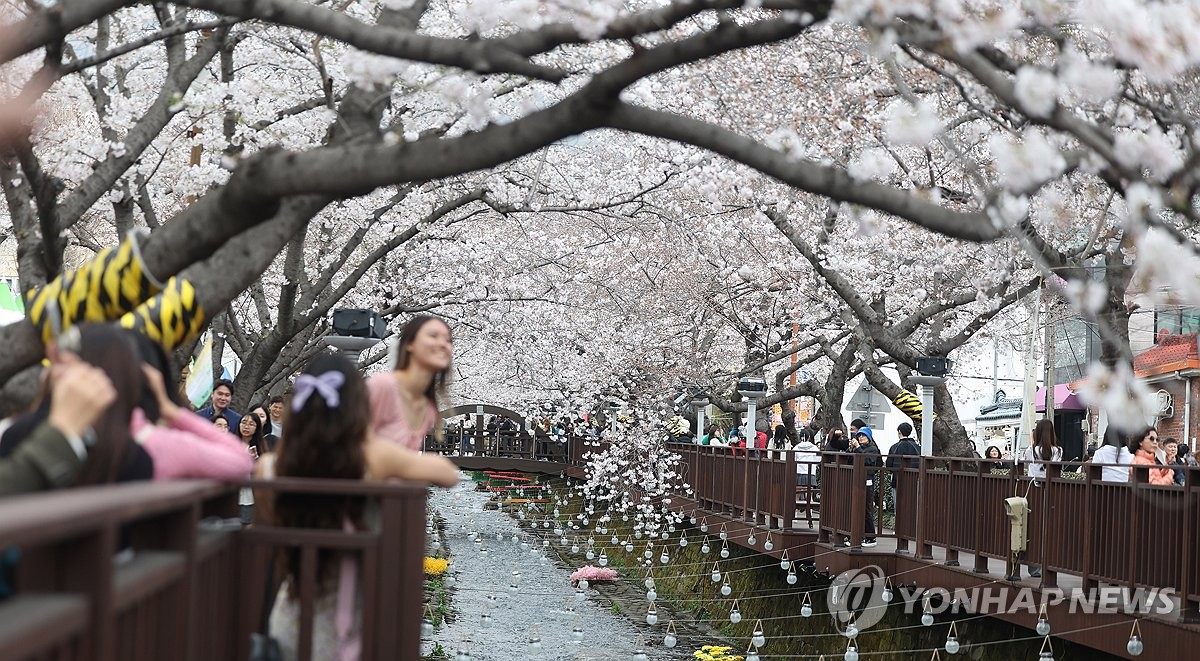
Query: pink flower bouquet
571,565,618,584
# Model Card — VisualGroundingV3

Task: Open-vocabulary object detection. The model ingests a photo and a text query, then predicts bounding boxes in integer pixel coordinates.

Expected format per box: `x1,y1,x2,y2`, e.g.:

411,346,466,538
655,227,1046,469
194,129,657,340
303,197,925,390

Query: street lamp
606,401,621,436
737,377,768,445
690,395,710,443
912,357,953,456
324,308,386,365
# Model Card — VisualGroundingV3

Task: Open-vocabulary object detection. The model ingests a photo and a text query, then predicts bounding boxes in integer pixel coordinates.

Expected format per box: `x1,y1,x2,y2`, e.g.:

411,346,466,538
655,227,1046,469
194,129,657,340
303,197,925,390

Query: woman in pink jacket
129,334,255,480
1126,426,1174,486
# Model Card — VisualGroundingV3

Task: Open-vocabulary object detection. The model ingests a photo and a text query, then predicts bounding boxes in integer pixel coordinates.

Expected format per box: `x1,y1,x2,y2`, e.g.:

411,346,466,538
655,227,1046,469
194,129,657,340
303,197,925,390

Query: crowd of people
0,314,463,660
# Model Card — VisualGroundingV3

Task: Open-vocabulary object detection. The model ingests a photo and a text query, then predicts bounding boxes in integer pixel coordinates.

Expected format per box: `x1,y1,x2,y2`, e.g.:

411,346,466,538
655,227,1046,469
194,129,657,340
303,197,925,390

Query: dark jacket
885,437,921,486
0,423,84,495
196,405,241,429
852,428,882,485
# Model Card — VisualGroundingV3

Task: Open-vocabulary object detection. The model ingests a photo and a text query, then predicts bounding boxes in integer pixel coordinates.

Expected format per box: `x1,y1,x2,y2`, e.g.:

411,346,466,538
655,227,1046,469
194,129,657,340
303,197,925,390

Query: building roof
977,397,1023,423
1133,332,1200,378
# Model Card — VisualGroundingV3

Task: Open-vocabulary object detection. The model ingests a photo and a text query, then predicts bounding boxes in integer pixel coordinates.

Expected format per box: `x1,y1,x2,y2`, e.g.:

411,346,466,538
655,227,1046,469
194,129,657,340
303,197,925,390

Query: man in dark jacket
848,427,882,547
885,422,921,511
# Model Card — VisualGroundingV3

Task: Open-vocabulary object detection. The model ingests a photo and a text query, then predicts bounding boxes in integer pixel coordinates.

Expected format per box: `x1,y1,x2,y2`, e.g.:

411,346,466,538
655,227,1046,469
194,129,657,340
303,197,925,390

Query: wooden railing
668,442,818,531
0,478,428,661
426,430,602,469
819,453,1200,622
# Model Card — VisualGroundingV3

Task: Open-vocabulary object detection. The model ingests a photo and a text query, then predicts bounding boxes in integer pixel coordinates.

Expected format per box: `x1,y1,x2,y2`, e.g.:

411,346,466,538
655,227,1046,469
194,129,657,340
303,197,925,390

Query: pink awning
1035,384,1084,412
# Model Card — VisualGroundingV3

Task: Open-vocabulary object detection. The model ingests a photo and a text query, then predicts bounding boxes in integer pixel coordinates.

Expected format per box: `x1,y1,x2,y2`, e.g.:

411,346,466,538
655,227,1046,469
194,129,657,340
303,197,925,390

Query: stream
422,476,702,660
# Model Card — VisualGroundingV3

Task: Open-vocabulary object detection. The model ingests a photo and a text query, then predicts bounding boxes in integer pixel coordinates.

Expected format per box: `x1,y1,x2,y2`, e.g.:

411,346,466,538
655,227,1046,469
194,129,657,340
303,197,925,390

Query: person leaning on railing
0,361,116,495
1091,426,1133,482
792,428,820,487
1,324,154,488
258,352,458,661
1126,427,1174,486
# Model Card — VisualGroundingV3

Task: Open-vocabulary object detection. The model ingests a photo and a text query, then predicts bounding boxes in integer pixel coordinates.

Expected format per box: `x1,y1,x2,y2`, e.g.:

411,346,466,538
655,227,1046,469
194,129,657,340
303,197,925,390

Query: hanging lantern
747,532,757,546
599,552,609,567
701,536,711,554
664,620,678,648
780,550,791,571
763,532,774,551
646,603,659,626
944,621,960,654
787,568,798,585
647,588,657,601
719,524,728,540
729,599,742,624
572,625,584,641
700,518,709,533
1036,632,1054,659
720,579,732,596
844,641,859,661
752,620,766,647
921,596,934,626
586,549,595,560
845,620,859,640
720,541,730,559
579,579,590,590
1127,621,1144,656
644,571,655,590
711,562,722,583
679,536,688,548
660,551,670,564
529,635,542,651
801,592,813,618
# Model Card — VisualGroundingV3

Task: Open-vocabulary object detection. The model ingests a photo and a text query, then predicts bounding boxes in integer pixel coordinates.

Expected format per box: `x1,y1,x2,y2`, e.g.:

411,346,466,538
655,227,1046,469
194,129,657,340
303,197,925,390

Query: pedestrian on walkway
1127,427,1173,485
1021,419,1061,483
1090,426,1132,482
1163,438,1187,485
885,422,920,511
197,380,241,429
847,427,881,547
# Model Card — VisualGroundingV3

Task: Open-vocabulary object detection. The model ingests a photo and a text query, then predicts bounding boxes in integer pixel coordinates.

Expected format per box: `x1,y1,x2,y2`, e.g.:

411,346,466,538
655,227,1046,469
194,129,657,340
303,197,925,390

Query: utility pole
1043,298,1056,423
1018,286,1042,458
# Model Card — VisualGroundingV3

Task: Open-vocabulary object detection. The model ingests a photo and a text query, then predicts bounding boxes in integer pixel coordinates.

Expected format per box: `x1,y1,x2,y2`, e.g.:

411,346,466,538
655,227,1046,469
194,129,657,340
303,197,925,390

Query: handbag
249,555,283,661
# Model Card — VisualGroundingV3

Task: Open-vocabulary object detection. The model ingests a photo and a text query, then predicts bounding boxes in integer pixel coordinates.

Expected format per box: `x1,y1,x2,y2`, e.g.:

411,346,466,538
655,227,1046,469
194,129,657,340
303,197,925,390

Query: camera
916,356,953,377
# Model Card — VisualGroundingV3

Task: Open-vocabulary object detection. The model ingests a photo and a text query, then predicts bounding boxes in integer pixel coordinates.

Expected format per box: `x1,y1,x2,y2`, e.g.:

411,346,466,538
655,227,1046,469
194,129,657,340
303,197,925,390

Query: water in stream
422,476,699,660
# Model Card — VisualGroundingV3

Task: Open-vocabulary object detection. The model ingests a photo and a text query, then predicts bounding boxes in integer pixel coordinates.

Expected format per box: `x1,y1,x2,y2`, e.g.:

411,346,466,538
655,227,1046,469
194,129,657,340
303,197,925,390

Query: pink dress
365,372,436,451
131,408,256,480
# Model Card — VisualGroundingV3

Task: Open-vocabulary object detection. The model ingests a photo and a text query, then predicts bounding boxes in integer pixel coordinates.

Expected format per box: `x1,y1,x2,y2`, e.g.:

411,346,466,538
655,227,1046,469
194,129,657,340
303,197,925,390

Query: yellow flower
424,556,449,576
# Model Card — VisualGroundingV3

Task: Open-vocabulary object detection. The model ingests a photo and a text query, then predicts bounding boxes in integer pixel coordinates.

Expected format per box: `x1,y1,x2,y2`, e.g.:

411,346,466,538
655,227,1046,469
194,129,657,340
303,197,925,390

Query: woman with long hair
366,315,453,450
1021,419,1062,481
0,324,153,486
126,331,254,481
1091,426,1133,482
236,412,267,458
263,352,458,660
1126,427,1173,485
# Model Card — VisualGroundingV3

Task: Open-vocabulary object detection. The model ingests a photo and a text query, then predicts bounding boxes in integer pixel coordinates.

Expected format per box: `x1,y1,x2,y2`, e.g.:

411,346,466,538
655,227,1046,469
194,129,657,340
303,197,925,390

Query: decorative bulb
599,553,608,566
680,537,688,547
881,589,893,603
747,535,757,546
921,613,934,626
1039,653,1053,660
1036,618,1050,636
1127,635,1144,656
626,543,634,552
529,637,542,650
721,583,732,596
579,579,589,590
571,545,580,554
701,523,709,533
647,589,657,601
660,552,669,564
845,625,858,640
421,619,434,637
801,604,812,617
720,530,728,540
747,652,759,661
701,543,711,554
712,570,722,582
787,571,798,585
730,609,742,624
645,577,655,589
844,646,859,661
780,559,791,571
586,550,595,560
661,531,669,540
753,630,765,647
664,633,677,648
721,547,730,559
764,540,774,551
647,612,658,625
944,637,960,654
690,516,697,524
572,626,583,641
633,652,648,661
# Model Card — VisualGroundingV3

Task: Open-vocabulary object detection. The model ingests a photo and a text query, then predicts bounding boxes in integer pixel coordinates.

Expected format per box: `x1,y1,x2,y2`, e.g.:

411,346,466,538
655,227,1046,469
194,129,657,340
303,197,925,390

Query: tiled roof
1133,332,1200,378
